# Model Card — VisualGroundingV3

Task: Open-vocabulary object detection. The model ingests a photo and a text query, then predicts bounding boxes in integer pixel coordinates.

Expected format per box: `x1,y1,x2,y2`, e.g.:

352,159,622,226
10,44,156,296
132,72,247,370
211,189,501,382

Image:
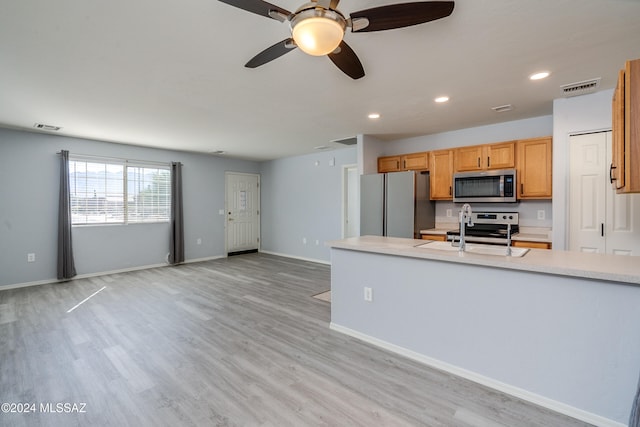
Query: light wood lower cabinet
512,240,551,249
421,234,447,241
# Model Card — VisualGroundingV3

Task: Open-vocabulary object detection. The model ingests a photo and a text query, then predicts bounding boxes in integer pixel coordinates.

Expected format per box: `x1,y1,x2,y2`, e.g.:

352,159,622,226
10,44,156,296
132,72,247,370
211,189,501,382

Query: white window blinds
69,156,171,225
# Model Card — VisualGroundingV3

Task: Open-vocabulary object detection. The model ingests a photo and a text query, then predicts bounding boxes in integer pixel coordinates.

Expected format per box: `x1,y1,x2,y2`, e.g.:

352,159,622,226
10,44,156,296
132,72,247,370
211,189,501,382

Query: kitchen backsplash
434,200,552,228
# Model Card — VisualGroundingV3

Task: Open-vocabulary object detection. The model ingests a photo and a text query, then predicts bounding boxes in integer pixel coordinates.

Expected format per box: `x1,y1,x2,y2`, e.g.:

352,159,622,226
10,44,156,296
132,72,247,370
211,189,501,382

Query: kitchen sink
416,240,529,257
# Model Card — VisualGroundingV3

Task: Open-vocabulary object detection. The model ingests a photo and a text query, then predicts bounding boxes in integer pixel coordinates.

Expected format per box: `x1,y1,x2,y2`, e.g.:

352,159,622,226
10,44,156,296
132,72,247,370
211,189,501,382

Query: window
69,157,171,225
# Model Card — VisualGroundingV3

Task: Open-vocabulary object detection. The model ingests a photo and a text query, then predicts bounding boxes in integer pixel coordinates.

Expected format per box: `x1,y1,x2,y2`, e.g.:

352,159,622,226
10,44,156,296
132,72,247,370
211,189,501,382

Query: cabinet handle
487,156,490,168
403,160,406,169
609,163,616,183
449,186,452,196
477,157,480,167
520,183,524,195
396,161,399,169
601,223,604,237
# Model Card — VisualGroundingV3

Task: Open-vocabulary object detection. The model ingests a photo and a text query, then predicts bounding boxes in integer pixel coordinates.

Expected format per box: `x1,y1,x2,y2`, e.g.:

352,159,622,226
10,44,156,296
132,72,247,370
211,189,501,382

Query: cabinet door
401,152,429,171
487,141,515,170
624,58,640,192
429,150,454,200
454,146,484,171
378,156,401,173
611,69,625,189
517,137,552,199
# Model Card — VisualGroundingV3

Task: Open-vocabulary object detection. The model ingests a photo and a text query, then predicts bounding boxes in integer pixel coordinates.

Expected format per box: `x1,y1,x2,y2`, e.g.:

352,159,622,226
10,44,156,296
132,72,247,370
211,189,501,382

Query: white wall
552,89,614,249
259,147,357,263
0,128,259,288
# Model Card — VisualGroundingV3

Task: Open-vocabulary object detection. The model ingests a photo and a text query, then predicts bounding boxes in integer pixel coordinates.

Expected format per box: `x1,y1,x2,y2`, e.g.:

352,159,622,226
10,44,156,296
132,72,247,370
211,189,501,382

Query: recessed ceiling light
434,96,449,103
530,71,550,80
368,113,380,119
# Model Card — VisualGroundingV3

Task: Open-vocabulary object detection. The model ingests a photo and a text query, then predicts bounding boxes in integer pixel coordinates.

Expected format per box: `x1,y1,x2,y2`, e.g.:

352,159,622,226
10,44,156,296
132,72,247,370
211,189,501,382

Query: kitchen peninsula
328,236,640,427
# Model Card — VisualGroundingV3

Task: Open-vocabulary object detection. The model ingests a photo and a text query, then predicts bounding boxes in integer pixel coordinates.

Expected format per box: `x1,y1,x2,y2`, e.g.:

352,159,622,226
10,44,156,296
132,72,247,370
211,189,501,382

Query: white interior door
569,132,640,255
226,172,260,254
569,132,607,253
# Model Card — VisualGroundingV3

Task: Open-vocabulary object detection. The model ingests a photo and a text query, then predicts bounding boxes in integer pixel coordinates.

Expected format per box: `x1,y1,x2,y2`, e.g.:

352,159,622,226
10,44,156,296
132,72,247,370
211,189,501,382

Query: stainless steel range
447,211,519,245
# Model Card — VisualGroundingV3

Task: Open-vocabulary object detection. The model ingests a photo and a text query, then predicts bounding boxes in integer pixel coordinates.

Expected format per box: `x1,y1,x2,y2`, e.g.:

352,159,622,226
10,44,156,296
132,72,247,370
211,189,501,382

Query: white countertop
328,235,640,285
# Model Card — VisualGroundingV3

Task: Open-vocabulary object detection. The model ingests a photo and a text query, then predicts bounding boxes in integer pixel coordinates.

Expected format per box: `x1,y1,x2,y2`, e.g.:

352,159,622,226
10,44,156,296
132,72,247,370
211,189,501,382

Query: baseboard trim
259,250,331,265
0,255,227,292
329,322,625,427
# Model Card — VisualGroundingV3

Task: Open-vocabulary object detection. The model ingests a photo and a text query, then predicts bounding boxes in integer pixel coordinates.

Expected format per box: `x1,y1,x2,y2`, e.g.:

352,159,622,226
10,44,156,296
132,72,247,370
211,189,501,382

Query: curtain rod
56,151,175,167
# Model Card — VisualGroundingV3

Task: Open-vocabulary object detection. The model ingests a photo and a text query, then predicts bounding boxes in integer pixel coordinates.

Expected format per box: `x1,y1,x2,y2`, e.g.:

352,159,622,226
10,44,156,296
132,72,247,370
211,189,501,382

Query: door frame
341,164,359,238
224,171,261,255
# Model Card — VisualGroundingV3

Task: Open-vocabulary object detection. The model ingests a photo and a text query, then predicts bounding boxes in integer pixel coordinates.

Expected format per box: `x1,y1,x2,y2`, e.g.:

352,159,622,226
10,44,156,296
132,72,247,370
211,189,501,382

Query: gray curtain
631,374,640,427
57,150,77,280
169,161,184,265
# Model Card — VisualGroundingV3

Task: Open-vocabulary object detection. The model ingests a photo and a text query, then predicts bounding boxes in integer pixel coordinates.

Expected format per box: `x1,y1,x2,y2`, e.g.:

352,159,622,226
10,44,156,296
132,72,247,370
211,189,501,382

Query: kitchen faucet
458,203,474,252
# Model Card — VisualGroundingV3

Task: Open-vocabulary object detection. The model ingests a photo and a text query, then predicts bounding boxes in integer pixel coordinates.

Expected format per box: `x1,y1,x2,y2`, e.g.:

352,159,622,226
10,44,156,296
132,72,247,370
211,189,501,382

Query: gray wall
359,116,555,229
260,147,357,263
0,128,259,288
330,247,640,425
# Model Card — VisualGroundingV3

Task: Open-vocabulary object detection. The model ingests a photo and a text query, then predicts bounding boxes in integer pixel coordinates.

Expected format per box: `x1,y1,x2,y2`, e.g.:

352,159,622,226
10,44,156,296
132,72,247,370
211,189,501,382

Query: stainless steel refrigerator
360,170,435,239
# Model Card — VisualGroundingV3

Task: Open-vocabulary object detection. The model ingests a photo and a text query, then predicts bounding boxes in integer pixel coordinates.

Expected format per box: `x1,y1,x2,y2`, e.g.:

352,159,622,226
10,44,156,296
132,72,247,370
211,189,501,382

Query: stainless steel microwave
453,169,517,203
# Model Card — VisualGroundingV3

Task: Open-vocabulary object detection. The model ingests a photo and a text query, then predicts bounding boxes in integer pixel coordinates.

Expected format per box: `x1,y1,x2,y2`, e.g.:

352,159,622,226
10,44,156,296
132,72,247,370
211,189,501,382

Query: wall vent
491,104,513,113
560,78,601,97
331,136,358,146
33,123,62,131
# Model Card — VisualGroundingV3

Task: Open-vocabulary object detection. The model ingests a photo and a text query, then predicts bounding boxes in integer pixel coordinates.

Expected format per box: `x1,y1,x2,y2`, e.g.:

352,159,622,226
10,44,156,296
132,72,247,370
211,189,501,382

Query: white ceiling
1,0,639,161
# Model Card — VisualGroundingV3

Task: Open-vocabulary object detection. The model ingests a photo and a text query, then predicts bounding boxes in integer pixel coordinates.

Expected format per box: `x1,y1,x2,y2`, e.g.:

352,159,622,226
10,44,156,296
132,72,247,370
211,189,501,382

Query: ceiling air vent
33,123,62,131
491,104,513,113
331,136,358,146
560,78,601,97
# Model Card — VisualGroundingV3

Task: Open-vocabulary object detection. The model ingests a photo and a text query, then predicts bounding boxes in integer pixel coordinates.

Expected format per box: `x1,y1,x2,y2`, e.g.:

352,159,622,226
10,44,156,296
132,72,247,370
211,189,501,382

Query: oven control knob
509,215,513,220
502,215,507,219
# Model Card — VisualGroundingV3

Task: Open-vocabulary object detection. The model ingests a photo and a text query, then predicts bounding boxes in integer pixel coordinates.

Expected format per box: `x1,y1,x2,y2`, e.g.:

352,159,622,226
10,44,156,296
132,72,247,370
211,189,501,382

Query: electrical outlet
196,238,202,245
364,287,373,302
446,209,453,217
537,210,545,220
27,253,35,263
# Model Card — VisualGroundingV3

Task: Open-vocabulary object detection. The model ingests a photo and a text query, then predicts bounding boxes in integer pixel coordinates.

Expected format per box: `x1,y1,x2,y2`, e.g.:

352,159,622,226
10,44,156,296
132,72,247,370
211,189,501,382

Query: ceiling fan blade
350,1,454,32
245,39,297,68
217,0,290,20
328,41,365,80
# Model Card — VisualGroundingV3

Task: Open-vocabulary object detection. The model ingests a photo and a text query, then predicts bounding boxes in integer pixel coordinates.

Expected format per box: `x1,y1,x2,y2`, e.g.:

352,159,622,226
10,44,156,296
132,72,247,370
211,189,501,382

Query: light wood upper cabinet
378,152,429,173
401,152,429,171
455,146,484,171
611,58,640,193
454,141,515,172
429,149,454,200
517,136,552,199
487,142,516,169
378,156,401,173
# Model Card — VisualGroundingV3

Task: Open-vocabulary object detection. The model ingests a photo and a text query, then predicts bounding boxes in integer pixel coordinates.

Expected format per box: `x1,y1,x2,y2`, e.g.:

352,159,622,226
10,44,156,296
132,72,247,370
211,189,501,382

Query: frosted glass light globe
292,17,344,56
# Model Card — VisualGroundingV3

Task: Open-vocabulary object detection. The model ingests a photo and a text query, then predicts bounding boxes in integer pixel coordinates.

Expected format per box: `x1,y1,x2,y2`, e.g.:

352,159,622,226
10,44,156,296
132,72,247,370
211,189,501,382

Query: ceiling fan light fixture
291,9,346,56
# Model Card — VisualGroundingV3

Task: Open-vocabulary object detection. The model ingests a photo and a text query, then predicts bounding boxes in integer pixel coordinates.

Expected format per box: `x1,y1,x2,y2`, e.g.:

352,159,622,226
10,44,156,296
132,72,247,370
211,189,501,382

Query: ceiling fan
218,0,455,79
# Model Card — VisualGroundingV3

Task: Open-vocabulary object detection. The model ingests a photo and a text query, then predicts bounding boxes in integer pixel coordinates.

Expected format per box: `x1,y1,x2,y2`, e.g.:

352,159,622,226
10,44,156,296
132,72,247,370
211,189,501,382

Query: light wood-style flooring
0,253,592,426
